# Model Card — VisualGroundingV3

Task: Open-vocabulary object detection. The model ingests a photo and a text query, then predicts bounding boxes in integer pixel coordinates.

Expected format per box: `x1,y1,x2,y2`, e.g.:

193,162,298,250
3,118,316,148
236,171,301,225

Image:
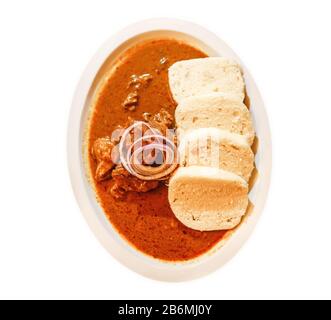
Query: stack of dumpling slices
168,57,255,231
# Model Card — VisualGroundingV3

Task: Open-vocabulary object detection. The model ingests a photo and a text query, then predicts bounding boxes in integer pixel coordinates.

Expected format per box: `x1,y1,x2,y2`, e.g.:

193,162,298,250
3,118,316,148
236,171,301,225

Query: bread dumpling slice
175,93,255,145
168,166,249,231
179,128,254,181
169,57,245,103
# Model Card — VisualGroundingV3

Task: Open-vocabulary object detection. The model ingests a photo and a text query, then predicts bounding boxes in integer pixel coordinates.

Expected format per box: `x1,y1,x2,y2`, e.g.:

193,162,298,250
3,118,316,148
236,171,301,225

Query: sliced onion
119,121,178,181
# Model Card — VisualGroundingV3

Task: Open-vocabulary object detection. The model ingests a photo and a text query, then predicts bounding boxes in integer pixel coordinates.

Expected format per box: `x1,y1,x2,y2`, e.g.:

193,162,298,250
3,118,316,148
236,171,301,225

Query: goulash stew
87,39,227,261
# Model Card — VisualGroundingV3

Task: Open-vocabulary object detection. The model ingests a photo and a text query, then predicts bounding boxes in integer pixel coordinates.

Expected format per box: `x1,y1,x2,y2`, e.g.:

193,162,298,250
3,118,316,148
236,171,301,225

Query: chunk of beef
92,136,114,163
92,110,173,194
123,73,153,111
110,165,159,199
95,161,114,182
123,91,139,111
91,137,116,182
147,108,174,135
128,73,153,89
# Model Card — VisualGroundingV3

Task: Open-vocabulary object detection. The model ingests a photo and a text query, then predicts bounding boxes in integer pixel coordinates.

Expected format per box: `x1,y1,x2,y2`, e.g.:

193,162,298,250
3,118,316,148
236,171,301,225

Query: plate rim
67,18,272,282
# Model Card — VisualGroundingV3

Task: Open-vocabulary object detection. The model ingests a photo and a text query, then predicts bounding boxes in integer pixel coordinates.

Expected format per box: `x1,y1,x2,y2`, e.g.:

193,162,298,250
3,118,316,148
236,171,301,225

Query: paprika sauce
87,39,228,261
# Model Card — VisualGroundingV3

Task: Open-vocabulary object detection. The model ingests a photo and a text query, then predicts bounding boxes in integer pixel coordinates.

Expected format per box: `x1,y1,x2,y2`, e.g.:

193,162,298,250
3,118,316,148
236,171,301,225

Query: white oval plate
68,18,272,282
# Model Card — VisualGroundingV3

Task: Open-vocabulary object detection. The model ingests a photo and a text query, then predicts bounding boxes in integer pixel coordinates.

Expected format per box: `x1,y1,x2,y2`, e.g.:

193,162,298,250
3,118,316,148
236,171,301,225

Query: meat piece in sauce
123,73,153,111
92,109,173,196
110,165,159,200
146,108,174,135
123,91,139,111
92,136,116,182
128,73,153,89
123,111,173,147
95,161,114,182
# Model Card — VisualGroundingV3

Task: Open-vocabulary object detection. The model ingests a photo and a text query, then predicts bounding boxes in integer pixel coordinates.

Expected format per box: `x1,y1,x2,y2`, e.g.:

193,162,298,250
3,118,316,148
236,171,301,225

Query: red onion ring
119,121,178,180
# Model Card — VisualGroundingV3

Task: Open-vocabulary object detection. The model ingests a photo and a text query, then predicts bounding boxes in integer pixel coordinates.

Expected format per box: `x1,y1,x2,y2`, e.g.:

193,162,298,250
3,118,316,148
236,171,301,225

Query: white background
0,0,330,300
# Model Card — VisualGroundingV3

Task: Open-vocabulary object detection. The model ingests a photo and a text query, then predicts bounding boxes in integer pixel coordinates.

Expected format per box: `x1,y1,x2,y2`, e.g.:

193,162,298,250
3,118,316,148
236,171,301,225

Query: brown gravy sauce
88,39,228,261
